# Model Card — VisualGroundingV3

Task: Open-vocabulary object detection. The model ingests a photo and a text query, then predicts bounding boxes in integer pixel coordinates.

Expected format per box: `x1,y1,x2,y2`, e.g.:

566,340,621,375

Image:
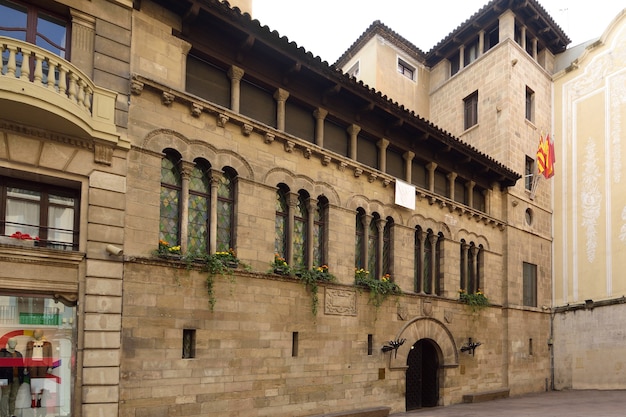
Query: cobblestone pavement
390,390,626,417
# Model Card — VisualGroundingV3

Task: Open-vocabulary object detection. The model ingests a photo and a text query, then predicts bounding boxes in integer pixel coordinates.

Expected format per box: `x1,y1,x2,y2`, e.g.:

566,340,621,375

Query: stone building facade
0,0,623,417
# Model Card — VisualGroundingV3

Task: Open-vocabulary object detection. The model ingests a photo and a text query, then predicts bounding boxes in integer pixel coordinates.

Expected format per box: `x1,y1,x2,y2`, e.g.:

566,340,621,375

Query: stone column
209,169,223,254
478,30,485,55
274,88,289,131
313,108,327,148
347,124,361,161
403,151,415,183
459,46,465,68
179,161,195,253
447,172,457,201
228,65,244,113
377,138,389,173
467,181,475,208
426,162,437,194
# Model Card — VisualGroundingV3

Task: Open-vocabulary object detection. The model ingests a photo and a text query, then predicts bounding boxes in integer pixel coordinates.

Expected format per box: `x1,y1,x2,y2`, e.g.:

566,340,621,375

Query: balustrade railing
1,36,94,115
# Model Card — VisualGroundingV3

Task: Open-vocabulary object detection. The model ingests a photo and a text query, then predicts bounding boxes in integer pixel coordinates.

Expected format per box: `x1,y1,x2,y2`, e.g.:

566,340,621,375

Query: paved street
390,390,626,416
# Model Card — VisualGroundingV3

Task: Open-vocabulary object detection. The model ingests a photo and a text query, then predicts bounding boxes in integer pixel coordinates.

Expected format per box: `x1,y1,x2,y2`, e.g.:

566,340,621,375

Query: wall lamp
381,338,405,358
460,337,482,356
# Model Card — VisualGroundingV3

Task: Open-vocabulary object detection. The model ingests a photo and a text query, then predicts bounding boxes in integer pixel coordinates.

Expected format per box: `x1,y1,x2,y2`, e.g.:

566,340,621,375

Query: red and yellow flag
537,134,555,179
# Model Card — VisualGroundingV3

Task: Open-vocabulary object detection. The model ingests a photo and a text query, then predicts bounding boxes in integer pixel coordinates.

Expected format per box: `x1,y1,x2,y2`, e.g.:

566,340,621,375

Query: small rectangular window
523,262,537,307
182,329,196,359
525,156,534,191
463,91,478,130
346,62,360,78
367,334,373,356
450,54,460,76
526,86,535,122
292,332,299,357
397,58,415,81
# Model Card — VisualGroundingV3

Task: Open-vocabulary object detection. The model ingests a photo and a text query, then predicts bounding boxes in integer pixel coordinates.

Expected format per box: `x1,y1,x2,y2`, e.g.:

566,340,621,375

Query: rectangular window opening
523,262,538,307
292,331,299,357
525,156,534,191
463,91,478,130
182,329,196,359
368,334,373,356
397,58,415,81
526,86,535,122
529,338,534,356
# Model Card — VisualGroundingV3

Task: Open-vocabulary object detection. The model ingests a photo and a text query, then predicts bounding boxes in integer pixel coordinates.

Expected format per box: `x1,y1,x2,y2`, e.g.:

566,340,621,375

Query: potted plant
459,288,489,312
355,270,402,309
270,253,292,275
296,265,336,316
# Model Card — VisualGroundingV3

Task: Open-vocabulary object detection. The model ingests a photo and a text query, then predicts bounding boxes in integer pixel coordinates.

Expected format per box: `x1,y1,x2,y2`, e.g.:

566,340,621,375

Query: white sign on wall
395,179,416,210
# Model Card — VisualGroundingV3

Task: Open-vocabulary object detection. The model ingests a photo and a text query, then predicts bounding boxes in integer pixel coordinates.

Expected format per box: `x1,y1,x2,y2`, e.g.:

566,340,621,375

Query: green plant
184,249,240,311
270,253,292,275
297,265,336,316
355,272,402,309
459,288,489,312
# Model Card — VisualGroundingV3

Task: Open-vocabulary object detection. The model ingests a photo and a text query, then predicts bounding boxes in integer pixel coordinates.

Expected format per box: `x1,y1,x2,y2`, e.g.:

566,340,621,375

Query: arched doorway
406,338,439,410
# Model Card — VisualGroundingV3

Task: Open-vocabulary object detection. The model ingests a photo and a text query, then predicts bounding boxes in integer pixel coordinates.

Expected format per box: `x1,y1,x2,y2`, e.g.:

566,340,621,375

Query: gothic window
415,227,442,295
293,190,309,268
460,240,483,294
160,150,182,247
187,159,210,255
355,208,366,272
313,196,328,267
216,168,236,252
382,217,393,276
367,213,380,277
274,184,289,259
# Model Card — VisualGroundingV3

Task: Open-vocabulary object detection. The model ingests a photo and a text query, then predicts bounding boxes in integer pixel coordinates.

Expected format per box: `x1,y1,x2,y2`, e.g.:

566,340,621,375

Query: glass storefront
0,295,75,417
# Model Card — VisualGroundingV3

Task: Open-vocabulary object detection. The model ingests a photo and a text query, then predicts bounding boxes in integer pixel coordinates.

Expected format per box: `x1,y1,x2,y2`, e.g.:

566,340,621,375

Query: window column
228,65,244,113
447,172,457,201
467,181,475,208
347,124,360,160
377,138,389,173
274,88,289,131
313,108,327,148
426,162,437,193
403,151,415,183
179,161,195,253
478,30,485,57
209,169,223,254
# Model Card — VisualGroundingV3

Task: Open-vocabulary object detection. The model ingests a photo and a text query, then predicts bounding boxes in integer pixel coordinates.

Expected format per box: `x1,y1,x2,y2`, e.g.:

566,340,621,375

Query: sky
252,0,625,64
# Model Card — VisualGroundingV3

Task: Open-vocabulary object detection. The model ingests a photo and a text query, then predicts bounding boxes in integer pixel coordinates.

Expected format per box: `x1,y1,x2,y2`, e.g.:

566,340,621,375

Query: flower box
0,236,35,247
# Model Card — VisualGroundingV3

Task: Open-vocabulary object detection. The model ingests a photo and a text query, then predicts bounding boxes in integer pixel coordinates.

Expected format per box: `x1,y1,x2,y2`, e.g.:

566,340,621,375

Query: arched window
383,217,393,276
415,227,441,295
160,150,182,246
367,213,380,278
293,190,309,268
355,208,366,272
187,159,210,254
313,196,328,267
216,168,236,251
460,240,482,293
274,184,289,259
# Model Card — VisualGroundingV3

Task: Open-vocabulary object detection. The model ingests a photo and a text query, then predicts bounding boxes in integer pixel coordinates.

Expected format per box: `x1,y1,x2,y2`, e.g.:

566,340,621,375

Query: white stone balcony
0,36,125,148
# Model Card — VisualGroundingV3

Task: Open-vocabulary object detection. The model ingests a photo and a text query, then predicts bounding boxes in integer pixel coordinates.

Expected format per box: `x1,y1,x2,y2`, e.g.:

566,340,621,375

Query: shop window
0,294,75,415
0,176,79,250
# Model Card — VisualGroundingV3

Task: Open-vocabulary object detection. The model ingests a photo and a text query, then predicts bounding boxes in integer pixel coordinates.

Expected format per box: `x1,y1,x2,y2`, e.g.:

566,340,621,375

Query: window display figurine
0,338,25,417
25,330,53,408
